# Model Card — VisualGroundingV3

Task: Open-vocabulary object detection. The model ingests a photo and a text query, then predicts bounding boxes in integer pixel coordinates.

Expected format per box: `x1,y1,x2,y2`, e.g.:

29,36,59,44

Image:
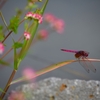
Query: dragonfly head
84,51,89,57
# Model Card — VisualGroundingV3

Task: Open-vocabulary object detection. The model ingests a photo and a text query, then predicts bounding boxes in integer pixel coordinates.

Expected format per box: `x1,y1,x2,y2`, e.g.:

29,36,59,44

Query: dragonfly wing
84,57,96,73
78,58,90,73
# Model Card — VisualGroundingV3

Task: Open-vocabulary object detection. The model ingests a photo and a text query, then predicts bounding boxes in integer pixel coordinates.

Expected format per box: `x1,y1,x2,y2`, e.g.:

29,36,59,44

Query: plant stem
0,70,16,99
2,30,12,43
0,35,23,61
0,0,8,10
0,48,13,60
0,11,9,32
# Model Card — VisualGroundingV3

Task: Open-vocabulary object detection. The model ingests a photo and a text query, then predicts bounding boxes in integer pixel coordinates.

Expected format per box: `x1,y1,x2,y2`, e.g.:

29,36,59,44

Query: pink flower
38,16,43,24
8,91,25,100
44,13,65,34
25,12,33,19
37,29,48,40
22,67,36,82
53,19,65,34
24,31,31,40
33,13,43,23
0,42,4,54
25,12,43,23
38,15,43,24
44,13,56,24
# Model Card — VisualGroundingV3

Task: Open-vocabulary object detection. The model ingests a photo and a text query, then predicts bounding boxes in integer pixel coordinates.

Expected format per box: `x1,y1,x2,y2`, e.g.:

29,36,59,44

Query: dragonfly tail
61,49,77,53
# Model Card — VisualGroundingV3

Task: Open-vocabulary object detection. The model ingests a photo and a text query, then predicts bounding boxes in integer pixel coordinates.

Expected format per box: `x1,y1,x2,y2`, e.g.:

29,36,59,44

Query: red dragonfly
61,49,96,73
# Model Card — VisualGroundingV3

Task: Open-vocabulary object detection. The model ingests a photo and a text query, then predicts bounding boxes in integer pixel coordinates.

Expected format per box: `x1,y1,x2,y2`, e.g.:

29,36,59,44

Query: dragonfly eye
85,53,89,57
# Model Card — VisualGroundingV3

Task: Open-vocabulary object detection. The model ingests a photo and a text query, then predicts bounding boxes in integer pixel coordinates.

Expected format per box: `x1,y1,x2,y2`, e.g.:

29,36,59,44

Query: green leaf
0,25,3,30
0,60,10,66
8,16,20,34
26,0,43,10
24,22,29,30
27,0,42,2
0,33,4,41
40,0,49,15
11,60,76,84
11,58,100,85
12,39,18,70
19,0,49,59
0,88,5,93
25,4,38,10
16,8,23,17
12,42,23,49
12,39,22,70
0,25,5,41
15,0,49,69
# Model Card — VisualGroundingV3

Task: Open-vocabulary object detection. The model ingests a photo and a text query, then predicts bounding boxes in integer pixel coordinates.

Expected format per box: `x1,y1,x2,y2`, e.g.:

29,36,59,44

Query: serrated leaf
8,16,20,34
12,42,23,49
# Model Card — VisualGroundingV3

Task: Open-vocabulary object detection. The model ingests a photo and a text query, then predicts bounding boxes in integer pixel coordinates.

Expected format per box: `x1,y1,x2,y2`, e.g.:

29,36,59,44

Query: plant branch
0,11,9,32
0,35,23,61
0,0,8,10
1,19,25,43
0,70,16,99
1,30,12,43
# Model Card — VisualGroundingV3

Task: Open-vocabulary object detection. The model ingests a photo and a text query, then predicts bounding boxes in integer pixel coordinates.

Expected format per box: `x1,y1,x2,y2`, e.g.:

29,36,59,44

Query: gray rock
7,77,100,100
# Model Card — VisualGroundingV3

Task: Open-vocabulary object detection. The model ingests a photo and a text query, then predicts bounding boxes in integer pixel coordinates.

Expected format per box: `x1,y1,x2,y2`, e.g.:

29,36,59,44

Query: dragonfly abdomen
61,49,77,53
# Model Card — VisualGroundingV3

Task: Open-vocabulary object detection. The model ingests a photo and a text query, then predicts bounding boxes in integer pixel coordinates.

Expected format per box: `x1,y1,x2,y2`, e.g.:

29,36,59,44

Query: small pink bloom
32,13,36,18
33,13,43,23
0,42,4,54
44,13,56,24
53,19,65,33
8,91,25,100
22,67,36,82
34,13,40,19
24,31,31,40
38,17,43,24
25,12,43,24
37,29,48,40
44,13,65,33
25,12,33,19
